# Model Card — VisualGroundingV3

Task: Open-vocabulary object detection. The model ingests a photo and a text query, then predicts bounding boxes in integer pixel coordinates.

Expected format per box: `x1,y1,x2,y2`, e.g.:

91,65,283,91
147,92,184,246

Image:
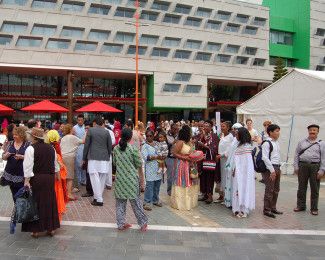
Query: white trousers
105,156,113,187
89,171,107,203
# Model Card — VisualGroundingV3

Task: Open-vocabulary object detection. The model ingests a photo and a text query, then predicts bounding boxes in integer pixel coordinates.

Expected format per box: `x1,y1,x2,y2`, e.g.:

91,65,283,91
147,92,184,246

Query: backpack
252,140,273,173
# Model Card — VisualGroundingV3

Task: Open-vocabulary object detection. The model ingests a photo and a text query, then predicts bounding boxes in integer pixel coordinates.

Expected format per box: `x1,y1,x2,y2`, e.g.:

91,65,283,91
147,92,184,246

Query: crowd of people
0,116,324,237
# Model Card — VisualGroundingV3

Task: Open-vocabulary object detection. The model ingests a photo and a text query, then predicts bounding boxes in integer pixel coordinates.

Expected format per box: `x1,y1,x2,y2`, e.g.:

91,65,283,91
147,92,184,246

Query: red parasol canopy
21,100,68,113
0,103,14,114
75,101,122,113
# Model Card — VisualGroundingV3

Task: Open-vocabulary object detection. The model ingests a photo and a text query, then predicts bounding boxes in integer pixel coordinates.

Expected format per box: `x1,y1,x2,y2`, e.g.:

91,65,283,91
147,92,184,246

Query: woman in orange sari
46,130,68,221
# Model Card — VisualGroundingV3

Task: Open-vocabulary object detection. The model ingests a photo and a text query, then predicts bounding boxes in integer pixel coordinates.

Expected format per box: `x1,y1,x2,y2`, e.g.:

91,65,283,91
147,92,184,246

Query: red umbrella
75,101,122,113
21,100,68,113
0,103,14,114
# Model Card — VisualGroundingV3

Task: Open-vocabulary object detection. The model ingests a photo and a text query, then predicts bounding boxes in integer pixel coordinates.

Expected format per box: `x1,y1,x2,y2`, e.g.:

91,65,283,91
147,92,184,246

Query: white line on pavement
1,217,325,236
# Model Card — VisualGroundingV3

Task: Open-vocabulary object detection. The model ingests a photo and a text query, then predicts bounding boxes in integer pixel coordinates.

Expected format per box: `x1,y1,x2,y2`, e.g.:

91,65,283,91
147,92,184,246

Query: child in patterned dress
155,132,169,174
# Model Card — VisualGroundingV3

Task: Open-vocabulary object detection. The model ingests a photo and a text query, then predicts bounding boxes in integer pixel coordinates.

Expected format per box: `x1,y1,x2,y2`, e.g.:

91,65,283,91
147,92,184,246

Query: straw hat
29,127,45,140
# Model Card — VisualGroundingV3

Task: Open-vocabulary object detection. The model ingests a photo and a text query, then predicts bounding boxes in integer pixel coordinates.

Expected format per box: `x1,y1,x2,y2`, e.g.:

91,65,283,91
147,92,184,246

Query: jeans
144,179,162,205
75,146,86,185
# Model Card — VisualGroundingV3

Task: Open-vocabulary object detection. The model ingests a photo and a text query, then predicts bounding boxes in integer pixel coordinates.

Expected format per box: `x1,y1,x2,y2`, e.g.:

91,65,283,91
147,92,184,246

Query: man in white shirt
261,124,282,218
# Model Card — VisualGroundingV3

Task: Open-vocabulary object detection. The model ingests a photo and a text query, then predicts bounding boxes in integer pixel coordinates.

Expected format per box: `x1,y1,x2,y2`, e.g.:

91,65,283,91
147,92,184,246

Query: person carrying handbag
196,120,220,204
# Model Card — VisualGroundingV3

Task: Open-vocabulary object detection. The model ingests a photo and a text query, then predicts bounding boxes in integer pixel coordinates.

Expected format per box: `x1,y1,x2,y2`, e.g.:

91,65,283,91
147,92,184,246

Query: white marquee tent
237,69,325,174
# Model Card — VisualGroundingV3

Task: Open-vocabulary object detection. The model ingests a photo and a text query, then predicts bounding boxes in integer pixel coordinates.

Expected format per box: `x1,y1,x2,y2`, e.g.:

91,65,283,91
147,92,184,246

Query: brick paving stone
0,176,325,231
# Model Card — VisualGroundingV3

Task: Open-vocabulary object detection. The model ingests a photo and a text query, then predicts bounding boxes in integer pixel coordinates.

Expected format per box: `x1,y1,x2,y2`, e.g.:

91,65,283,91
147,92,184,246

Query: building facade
0,0,323,123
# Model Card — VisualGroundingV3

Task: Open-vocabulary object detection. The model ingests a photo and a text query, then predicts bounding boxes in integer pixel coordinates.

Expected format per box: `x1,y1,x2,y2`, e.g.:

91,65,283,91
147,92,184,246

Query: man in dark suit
83,117,112,206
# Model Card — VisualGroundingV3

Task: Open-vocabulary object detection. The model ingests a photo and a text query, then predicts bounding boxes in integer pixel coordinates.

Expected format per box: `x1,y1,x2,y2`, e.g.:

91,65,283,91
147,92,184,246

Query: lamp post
126,1,149,128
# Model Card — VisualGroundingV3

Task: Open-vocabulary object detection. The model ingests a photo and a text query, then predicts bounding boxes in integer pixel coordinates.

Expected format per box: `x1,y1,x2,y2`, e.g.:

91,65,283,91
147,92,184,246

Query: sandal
31,232,39,238
293,207,306,212
47,230,55,237
68,196,78,201
118,223,132,231
140,223,148,232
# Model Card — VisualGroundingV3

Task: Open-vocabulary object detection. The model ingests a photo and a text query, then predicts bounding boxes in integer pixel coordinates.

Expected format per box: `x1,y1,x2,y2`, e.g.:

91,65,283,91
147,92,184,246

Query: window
1,22,28,33
205,20,221,30
88,4,110,15
162,83,180,92
32,0,56,9
88,29,110,40
174,73,191,81
253,17,266,26
140,34,159,45
16,36,42,47
253,58,266,66
174,50,191,59
61,1,84,12
151,47,169,57
101,43,123,53
206,42,221,52
195,7,212,18
151,0,170,11
31,24,56,36
174,4,191,14
114,7,135,18
270,57,294,67
162,37,180,47
244,26,258,35
270,30,293,45
315,28,325,36
316,65,325,71
226,44,240,53
46,38,70,49
127,45,147,55
61,27,84,38
236,14,249,23
99,0,121,4
115,32,135,43
163,14,181,24
1,0,27,6
225,23,240,33
236,56,249,65
185,40,201,49
184,85,201,93
245,47,257,55
216,54,231,63
216,11,231,21
140,11,159,21
126,0,147,7
184,17,202,27
75,41,97,51
195,52,211,61
0,35,12,46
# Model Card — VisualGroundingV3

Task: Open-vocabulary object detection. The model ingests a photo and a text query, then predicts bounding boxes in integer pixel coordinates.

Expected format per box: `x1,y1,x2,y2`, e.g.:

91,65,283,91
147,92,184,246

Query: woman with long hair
232,127,255,218
171,125,199,210
113,128,148,232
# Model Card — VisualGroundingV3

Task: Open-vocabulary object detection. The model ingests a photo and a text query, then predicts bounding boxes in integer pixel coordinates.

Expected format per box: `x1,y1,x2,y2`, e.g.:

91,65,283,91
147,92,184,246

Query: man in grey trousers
83,117,112,206
294,124,325,216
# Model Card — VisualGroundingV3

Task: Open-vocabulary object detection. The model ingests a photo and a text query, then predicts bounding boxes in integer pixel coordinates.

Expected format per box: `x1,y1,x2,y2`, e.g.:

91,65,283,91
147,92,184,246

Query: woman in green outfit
113,128,148,232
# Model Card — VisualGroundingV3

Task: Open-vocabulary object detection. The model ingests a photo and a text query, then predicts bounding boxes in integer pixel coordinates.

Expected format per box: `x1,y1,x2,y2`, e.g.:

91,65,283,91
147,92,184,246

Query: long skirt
224,167,233,208
170,159,199,211
22,173,60,233
220,157,227,192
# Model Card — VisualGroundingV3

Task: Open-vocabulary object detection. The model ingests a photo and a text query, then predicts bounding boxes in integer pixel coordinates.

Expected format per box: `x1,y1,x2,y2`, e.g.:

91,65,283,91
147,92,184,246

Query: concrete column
141,76,147,123
67,71,74,124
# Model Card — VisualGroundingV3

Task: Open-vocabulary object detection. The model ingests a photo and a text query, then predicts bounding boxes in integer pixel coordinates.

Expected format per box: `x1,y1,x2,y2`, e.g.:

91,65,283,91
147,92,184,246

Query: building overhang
0,62,153,79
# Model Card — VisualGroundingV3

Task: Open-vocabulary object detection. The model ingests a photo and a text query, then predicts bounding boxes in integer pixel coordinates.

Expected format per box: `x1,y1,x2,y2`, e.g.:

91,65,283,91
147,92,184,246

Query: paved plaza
0,175,325,259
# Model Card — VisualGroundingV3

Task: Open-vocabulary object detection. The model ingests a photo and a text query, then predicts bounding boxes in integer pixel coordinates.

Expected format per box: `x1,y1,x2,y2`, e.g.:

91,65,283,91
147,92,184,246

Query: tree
273,57,288,82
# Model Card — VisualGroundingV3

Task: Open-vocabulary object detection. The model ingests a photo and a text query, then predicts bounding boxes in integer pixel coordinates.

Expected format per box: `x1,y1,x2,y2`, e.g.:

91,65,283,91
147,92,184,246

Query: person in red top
113,120,122,145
